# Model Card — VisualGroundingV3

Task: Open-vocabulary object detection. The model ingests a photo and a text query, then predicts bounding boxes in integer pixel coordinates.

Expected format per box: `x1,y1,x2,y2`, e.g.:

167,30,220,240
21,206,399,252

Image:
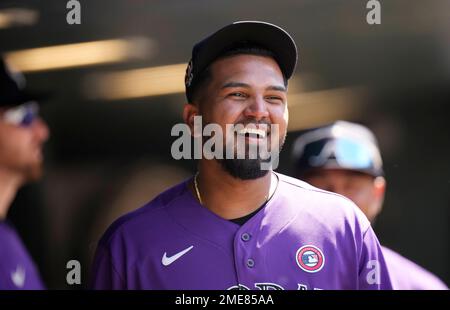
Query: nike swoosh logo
11,265,26,288
162,245,194,266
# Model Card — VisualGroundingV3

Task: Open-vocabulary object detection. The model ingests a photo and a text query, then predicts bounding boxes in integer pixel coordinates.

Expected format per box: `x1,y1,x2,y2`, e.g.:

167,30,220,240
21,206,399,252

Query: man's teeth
238,128,267,138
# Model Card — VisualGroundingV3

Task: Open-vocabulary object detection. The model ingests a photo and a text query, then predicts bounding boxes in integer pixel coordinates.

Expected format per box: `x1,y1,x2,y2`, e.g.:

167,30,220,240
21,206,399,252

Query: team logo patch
295,245,325,273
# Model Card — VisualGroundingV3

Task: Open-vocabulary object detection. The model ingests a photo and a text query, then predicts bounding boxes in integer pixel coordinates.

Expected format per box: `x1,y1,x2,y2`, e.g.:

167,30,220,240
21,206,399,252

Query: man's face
0,107,49,182
195,54,288,179
302,169,385,222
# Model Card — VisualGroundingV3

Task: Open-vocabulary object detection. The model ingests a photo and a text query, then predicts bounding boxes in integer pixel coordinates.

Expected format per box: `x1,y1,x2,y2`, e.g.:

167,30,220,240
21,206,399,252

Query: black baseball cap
185,21,298,102
0,57,46,108
292,121,384,177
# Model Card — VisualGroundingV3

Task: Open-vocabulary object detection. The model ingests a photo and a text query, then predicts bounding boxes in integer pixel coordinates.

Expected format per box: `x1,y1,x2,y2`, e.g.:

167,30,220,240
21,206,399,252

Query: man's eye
266,96,283,102
229,92,246,98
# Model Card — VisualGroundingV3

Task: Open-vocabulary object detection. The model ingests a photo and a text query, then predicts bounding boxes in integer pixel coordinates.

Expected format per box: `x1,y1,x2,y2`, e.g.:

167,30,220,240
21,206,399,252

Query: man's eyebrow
267,85,287,92
221,82,287,92
221,82,250,89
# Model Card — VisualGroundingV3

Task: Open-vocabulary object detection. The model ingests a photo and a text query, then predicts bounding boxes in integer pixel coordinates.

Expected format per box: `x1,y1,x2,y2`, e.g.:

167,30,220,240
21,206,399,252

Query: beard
0,150,44,183
198,116,287,180
219,156,270,180
217,128,286,180
16,161,44,183
25,162,44,182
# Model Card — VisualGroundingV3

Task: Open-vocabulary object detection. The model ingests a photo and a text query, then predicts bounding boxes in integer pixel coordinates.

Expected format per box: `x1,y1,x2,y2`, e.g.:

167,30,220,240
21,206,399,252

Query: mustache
232,120,272,135
201,119,272,127
200,119,273,134
233,119,271,127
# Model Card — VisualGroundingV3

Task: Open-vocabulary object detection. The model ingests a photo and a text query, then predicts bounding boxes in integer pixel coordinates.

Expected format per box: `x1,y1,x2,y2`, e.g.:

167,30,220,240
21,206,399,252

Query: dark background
1,0,449,288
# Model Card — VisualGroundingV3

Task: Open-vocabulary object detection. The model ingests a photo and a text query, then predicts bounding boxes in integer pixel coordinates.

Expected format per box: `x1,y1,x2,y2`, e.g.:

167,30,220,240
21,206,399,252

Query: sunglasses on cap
2,102,39,127
295,136,383,177
308,138,380,169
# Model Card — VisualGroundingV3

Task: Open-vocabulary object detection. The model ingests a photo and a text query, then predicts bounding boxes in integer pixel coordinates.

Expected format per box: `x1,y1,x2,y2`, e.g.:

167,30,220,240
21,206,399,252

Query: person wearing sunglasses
291,121,448,289
0,58,49,289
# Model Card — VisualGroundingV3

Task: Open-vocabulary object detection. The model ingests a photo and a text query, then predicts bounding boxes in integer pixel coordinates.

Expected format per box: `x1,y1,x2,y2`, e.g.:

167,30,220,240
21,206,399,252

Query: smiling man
90,21,393,290
0,58,48,289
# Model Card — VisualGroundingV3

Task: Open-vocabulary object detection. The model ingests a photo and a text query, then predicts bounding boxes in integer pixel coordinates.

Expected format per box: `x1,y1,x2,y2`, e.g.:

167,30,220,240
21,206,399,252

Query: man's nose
32,117,50,142
243,95,269,120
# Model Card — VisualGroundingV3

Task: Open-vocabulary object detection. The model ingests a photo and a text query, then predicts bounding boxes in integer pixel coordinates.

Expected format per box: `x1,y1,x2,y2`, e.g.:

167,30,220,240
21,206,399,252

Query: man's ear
183,103,198,133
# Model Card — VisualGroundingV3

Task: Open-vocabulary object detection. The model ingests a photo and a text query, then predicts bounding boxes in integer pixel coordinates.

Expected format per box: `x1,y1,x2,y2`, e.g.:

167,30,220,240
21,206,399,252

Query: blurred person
91,21,392,290
0,58,49,289
291,120,448,290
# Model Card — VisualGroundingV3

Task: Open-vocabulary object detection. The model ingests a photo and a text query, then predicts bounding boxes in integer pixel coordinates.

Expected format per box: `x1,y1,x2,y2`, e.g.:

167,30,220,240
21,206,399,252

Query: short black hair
190,42,288,103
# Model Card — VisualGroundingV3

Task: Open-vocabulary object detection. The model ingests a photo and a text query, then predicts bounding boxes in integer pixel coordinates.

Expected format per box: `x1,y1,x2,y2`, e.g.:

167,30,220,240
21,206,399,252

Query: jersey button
246,258,255,268
241,233,251,242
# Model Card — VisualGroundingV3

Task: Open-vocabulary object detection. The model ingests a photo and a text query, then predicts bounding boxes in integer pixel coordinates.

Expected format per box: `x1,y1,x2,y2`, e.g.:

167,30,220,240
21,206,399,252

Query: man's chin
218,158,270,180
22,164,44,183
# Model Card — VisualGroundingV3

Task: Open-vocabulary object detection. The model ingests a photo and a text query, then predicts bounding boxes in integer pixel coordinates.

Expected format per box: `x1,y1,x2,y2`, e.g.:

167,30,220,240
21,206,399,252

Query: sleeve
89,242,126,290
358,226,393,290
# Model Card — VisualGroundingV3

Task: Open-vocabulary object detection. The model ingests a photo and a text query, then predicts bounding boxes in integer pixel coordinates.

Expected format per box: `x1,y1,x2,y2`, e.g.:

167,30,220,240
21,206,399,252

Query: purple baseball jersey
0,221,45,289
90,173,393,290
381,246,448,290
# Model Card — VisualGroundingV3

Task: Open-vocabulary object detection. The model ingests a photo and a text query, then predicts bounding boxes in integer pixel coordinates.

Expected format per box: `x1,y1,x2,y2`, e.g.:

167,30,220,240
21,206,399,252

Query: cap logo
296,245,325,273
185,60,194,87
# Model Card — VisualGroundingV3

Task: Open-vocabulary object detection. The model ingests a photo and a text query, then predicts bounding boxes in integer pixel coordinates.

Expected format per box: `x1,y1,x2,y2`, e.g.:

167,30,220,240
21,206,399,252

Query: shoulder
275,173,371,232
0,222,24,255
277,172,354,202
98,179,191,247
0,222,44,289
381,246,448,289
277,172,354,203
